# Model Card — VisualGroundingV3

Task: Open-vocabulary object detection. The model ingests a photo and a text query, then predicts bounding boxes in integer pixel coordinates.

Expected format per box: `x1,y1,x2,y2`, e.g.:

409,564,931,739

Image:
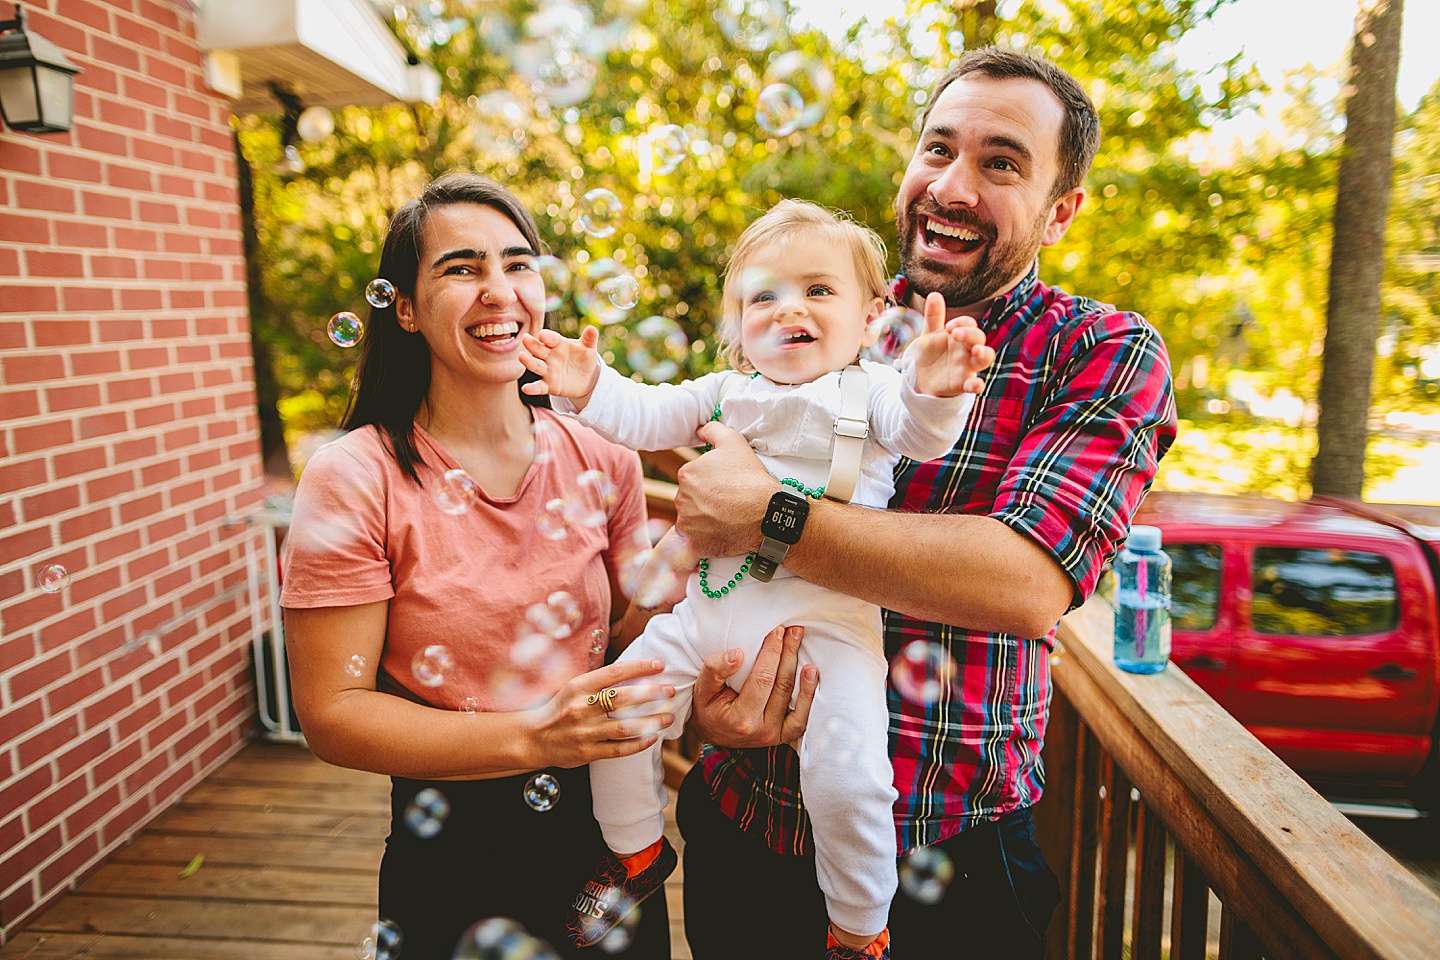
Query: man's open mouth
922,215,987,255
467,321,519,343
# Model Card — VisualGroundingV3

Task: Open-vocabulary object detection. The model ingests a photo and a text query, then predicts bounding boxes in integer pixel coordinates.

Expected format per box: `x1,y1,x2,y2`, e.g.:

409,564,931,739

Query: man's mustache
905,199,997,243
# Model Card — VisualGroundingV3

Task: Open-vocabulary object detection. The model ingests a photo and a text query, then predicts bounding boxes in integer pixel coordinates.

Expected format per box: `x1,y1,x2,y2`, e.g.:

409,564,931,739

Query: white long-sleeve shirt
556,358,973,507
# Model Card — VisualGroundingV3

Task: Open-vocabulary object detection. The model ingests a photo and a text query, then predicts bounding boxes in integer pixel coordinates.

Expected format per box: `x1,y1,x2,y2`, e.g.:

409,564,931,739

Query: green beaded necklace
696,374,825,599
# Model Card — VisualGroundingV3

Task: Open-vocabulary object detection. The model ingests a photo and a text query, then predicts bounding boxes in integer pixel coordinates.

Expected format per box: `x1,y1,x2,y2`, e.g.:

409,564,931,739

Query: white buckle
834,416,868,441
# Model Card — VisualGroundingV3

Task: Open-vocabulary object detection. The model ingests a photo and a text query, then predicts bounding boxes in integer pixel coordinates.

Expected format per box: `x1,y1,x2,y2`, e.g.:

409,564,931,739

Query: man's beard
897,198,1048,309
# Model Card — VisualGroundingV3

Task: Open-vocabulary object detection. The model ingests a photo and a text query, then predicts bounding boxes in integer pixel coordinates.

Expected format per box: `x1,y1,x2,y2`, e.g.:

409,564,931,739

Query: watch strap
824,363,868,503
750,540,786,582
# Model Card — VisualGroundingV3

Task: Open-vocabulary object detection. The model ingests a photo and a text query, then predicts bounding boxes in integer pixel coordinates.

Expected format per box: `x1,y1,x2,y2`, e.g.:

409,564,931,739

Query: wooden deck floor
0,742,690,959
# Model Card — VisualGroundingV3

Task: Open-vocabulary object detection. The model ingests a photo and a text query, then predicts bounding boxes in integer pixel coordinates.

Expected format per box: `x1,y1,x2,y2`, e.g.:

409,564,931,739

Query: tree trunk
1311,0,1405,497
234,131,293,481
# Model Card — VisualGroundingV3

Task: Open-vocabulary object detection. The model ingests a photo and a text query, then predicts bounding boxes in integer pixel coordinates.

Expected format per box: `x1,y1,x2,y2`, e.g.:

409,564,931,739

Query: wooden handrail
1042,597,1440,960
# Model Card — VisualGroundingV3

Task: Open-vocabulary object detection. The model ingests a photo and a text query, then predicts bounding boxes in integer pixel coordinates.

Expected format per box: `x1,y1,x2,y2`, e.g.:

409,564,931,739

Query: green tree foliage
243,0,1438,497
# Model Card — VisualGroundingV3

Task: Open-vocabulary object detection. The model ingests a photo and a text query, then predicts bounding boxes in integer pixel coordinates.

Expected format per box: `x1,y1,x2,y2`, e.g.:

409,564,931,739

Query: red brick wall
0,0,265,938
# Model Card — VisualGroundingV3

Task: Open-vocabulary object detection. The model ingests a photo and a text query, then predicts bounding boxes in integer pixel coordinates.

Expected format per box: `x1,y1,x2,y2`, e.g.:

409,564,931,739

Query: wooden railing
636,451,1440,958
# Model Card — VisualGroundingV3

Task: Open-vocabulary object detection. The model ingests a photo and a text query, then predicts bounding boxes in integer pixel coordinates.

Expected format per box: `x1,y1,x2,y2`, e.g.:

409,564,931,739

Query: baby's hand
907,291,995,398
519,327,603,402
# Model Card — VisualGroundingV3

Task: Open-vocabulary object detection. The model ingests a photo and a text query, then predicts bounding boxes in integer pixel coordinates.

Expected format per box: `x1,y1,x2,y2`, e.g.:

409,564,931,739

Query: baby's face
736,236,884,385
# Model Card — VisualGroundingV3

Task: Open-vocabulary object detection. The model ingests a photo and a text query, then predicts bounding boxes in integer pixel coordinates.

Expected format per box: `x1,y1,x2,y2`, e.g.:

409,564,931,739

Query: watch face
761,492,808,545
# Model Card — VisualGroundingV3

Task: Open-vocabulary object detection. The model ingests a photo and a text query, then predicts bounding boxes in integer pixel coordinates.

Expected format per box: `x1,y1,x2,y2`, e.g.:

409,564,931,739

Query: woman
281,173,676,959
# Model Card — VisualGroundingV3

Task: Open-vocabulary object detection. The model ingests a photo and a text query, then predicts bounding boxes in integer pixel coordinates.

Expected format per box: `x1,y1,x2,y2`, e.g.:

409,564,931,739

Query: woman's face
396,202,546,390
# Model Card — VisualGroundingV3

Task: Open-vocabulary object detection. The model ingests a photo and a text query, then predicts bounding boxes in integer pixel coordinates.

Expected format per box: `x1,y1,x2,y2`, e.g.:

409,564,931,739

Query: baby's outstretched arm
519,326,603,410
906,291,996,398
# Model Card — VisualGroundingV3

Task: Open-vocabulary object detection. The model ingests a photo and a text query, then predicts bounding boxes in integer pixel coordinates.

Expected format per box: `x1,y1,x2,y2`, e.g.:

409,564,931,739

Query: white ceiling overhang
195,0,439,114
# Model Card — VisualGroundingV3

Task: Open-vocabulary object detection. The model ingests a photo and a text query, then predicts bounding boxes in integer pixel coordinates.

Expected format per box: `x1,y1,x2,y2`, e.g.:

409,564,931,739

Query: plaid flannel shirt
698,264,1178,854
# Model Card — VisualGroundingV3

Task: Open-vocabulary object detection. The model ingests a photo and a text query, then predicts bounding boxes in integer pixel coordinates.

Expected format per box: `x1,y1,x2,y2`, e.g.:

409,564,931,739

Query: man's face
896,74,1082,314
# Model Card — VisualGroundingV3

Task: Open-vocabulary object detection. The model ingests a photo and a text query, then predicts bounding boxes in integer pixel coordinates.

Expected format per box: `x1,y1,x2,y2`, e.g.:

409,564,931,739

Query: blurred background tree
238,0,1440,502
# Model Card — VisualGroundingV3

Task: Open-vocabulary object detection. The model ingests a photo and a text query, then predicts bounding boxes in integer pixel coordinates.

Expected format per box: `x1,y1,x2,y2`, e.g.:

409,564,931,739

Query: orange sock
826,926,889,957
618,839,663,878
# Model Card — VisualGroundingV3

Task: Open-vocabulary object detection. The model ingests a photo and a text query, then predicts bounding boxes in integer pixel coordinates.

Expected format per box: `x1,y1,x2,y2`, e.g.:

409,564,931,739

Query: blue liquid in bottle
1113,525,1171,675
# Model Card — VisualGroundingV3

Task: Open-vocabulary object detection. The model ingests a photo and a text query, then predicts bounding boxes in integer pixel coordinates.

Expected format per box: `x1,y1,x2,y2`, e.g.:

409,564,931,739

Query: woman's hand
523,657,678,769
688,625,818,750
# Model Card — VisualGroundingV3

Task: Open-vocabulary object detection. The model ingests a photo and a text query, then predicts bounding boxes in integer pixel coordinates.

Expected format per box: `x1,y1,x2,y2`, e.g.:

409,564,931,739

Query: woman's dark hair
342,173,549,484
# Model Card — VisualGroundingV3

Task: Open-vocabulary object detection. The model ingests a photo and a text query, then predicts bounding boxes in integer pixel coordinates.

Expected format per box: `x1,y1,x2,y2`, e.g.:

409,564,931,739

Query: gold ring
586,688,618,713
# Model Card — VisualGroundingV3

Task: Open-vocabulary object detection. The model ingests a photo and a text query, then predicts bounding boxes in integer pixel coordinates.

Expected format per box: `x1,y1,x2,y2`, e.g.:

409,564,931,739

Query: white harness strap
824,363,868,503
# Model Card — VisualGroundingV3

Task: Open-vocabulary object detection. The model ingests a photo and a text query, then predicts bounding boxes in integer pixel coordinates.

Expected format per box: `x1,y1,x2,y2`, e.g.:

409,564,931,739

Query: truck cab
1130,492,1440,805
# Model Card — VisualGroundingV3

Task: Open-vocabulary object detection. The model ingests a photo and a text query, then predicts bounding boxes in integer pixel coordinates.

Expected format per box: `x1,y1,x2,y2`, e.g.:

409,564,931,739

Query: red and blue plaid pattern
699,265,1178,854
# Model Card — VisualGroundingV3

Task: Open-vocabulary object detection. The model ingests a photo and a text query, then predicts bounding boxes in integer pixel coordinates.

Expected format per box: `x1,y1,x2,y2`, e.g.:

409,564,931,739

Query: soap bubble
404,787,451,839
344,654,367,678
716,0,787,51
864,305,926,366
37,564,69,593
1049,639,1065,668
890,640,957,704
547,590,582,632
513,1,599,107
531,419,559,465
576,259,639,325
536,497,570,540
356,919,402,960
597,891,641,954
523,590,580,639
589,628,607,655
412,644,456,688
646,123,691,175
899,846,955,904
534,255,571,313
296,105,334,141
756,83,805,137
577,188,622,238
812,714,860,765
364,278,396,309
622,531,694,608
461,696,480,715
563,470,617,527
524,772,561,811
434,468,479,515
328,312,363,348
626,315,689,382
472,89,531,162
761,52,833,134
453,917,560,960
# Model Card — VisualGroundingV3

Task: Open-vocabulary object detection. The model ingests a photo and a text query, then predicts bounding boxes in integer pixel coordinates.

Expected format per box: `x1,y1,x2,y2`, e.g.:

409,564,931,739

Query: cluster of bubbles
404,787,451,839
617,522,694,609
898,845,956,904
594,886,643,954
488,589,586,710
524,772,561,811
453,917,561,960
889,640,959,705
37,564,69,593
535,469,618,541
355,918,402,960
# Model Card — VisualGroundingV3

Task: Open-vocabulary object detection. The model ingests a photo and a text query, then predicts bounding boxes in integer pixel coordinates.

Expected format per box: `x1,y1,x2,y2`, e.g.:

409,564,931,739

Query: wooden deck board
0,742,692,960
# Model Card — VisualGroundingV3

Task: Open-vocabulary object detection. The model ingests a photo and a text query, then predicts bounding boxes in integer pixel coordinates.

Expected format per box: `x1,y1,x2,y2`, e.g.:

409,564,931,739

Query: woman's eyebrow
430,245,537,268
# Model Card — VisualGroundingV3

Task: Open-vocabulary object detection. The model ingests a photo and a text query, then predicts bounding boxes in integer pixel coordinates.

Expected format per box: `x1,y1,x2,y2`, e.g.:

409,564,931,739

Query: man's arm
676,423,1073,639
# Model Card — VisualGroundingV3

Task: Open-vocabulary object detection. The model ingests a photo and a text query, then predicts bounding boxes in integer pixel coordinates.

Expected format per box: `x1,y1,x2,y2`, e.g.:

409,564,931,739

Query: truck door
1229,540,1434,782
1167,541,1235,706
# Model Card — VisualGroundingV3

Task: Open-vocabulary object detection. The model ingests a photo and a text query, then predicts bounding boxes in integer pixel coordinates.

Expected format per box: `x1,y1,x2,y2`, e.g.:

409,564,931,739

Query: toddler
519,199,992,959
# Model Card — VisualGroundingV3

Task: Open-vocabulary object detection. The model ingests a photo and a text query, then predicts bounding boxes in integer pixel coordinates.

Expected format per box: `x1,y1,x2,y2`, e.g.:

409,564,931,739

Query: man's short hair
921,47,1100,200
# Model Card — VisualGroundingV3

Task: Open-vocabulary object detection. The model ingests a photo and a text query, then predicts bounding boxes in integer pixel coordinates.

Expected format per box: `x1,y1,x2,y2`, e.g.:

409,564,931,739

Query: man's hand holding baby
906,290,996,398
519,326,603,410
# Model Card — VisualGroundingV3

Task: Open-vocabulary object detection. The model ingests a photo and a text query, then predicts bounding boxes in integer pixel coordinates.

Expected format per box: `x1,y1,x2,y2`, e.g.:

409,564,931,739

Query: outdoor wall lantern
0,4,81,135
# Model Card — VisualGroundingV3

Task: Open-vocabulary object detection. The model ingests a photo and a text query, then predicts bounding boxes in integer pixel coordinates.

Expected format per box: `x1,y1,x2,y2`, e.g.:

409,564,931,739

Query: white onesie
558,357,972,936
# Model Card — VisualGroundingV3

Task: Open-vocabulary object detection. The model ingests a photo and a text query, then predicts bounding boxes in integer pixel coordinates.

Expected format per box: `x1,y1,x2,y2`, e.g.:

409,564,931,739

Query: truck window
1170,543,1222,630
1250,547,1398,636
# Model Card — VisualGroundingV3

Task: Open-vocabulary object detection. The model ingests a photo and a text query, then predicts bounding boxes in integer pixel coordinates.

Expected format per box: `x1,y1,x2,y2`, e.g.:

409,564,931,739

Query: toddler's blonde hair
717,199,890,373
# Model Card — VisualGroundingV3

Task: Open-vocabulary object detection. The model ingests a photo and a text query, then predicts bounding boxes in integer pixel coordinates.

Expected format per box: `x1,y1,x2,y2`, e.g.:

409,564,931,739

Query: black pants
677,764,1059,959
379,769,670,960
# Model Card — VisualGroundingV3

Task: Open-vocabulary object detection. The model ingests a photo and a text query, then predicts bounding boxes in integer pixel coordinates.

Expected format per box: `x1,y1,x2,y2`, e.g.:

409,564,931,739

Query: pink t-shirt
279,411,646,712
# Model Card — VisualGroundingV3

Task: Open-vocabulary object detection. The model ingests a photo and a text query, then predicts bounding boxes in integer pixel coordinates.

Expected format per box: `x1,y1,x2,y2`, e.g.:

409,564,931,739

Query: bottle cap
1126,524,1162,552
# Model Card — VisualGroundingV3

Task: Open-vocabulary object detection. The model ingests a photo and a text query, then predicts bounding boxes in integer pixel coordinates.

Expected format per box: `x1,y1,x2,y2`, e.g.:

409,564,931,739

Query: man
671,47,1178,959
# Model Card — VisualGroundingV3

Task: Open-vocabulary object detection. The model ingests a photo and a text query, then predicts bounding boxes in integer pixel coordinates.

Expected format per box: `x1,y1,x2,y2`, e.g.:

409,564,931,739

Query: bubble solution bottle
1113,524,1172,675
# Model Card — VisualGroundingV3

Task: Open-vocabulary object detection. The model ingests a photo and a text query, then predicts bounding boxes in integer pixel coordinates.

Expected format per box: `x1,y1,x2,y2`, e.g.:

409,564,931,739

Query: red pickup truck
1128,492,1440,817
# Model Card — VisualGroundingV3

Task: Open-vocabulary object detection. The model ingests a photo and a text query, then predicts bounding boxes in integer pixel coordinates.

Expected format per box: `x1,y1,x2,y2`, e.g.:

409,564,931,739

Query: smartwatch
751,491,809,583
